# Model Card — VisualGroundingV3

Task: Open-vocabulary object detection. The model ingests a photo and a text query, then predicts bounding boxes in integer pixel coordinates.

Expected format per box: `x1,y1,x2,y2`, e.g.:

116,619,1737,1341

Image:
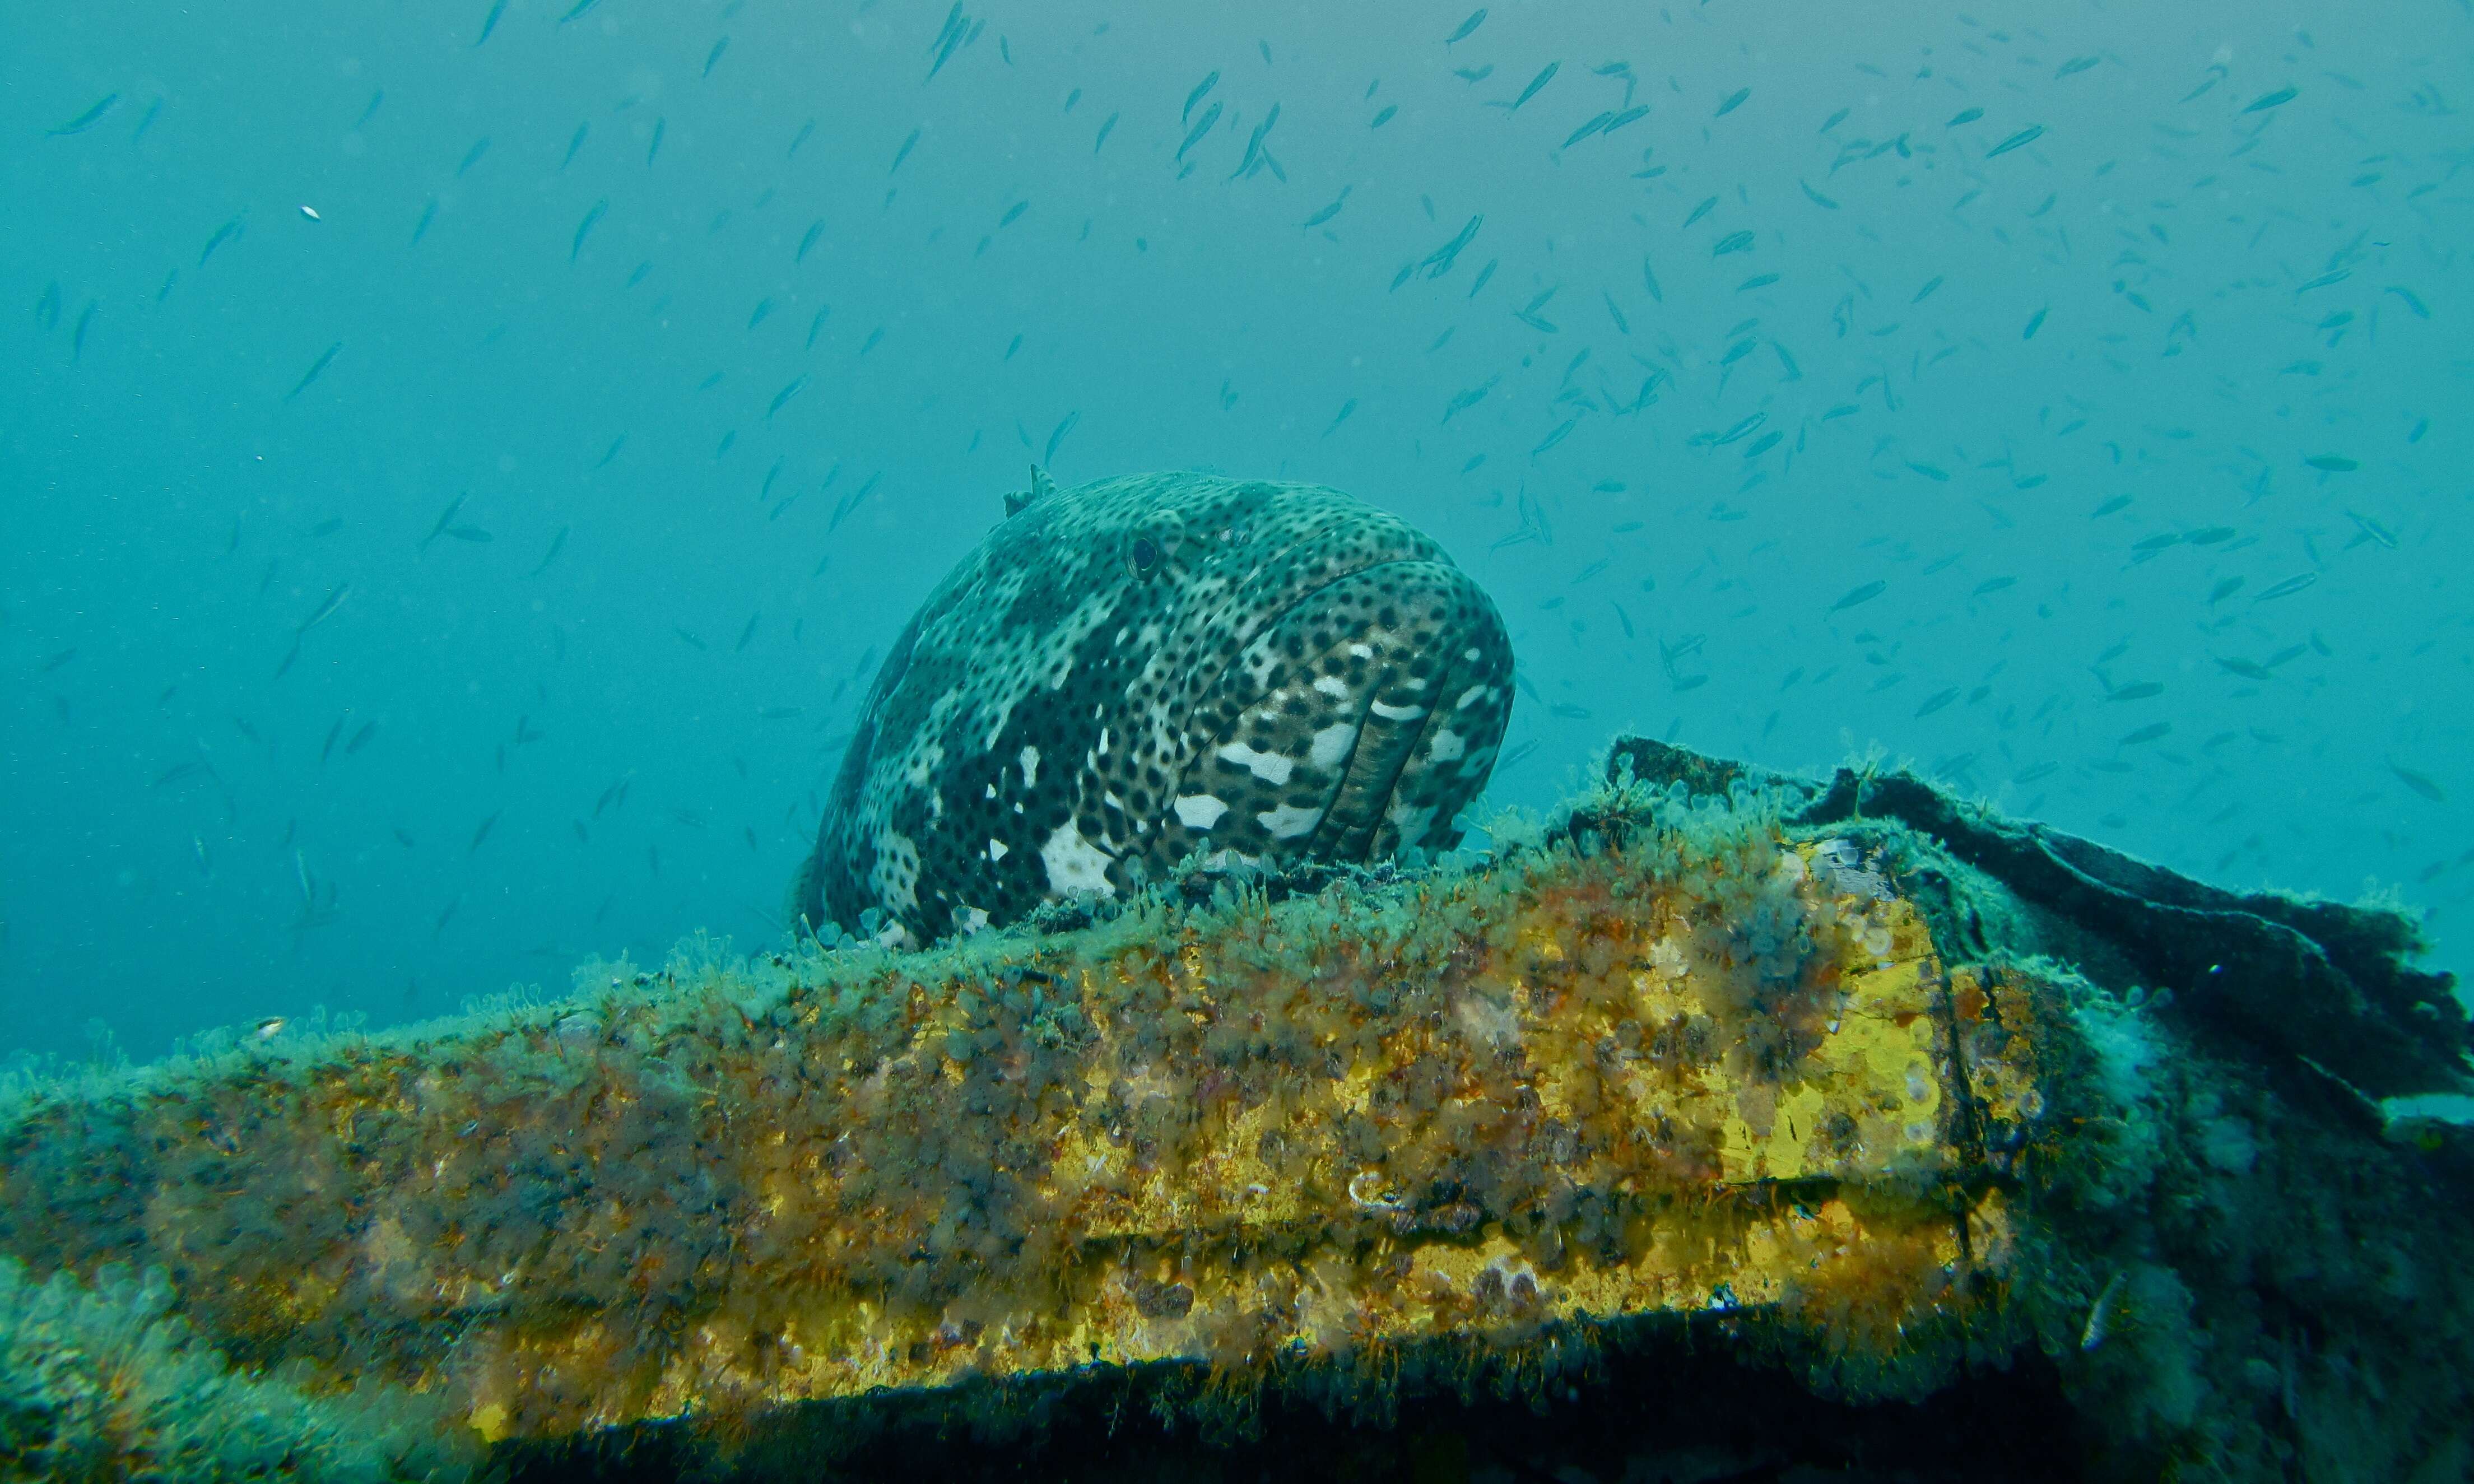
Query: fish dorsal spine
1005,464,1059,518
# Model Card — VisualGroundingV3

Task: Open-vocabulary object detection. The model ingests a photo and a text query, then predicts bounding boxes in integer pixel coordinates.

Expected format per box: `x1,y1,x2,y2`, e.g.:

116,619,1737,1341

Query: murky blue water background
4,1,2466,1060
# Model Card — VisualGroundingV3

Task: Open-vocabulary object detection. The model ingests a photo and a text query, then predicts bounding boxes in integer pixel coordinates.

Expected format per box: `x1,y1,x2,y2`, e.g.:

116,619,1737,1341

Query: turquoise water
4,2,2466,1061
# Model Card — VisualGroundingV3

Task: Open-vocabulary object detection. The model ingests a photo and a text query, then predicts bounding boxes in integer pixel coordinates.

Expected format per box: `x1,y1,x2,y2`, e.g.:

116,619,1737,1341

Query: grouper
789,469,1516,945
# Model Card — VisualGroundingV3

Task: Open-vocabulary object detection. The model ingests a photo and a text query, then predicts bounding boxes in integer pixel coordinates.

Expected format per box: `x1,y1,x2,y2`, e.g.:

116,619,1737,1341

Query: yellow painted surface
0,824,2039,1445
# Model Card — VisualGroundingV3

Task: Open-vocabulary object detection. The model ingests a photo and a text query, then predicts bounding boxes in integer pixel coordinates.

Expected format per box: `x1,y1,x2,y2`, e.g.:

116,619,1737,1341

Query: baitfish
790,470,1516,946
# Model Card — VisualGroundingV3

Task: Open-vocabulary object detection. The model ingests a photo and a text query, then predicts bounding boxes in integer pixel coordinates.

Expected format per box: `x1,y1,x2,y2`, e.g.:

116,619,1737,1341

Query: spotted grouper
789,469,1515,945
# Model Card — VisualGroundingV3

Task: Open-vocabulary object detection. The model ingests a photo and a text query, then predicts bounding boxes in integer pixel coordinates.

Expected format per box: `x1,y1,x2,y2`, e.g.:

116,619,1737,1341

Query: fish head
1132,478,1516,878
977,474,1519,880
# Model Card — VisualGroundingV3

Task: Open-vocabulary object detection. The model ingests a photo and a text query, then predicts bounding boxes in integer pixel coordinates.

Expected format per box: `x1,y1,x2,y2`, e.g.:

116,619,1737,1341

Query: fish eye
1130,536,1161,574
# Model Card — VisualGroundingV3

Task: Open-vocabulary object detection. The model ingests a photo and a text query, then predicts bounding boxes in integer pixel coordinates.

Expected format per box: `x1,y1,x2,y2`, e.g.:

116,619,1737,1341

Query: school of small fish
3,3,2464,1057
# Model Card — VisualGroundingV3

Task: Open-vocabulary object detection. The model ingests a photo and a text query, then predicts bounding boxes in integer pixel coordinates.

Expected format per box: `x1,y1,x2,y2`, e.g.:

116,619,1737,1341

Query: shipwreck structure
1,739,2467,1482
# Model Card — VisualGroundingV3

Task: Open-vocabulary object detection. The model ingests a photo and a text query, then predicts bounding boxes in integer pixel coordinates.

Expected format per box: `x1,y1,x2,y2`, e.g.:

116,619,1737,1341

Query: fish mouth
1169,557,1513,871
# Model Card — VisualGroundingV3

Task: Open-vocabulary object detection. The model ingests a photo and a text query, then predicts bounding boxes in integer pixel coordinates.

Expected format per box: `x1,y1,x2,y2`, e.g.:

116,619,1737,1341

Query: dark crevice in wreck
501,1331,2088,1483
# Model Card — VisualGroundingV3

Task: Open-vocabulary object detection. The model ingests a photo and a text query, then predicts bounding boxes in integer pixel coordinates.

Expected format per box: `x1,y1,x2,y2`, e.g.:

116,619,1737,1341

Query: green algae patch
0,1258,477,1482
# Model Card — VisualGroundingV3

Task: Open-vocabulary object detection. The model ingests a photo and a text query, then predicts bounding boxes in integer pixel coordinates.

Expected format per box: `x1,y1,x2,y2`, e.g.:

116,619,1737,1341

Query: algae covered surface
1,748,2470,1482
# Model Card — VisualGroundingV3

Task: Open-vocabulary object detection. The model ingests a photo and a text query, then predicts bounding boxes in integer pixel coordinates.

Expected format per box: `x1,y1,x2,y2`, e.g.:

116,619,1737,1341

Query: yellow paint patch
0,818,2038,1448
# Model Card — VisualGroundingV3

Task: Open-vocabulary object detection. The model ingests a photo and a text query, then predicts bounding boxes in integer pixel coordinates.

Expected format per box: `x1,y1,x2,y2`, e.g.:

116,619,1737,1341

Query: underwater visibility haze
3,0,2470,1064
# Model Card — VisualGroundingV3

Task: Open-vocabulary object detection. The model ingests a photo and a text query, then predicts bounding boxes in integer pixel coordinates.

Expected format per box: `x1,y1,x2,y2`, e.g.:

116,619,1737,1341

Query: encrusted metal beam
0,797,2027,1458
